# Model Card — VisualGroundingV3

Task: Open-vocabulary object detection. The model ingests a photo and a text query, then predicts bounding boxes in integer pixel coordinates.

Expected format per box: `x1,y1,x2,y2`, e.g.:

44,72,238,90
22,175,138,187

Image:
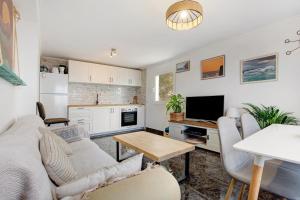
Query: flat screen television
186,95,224,121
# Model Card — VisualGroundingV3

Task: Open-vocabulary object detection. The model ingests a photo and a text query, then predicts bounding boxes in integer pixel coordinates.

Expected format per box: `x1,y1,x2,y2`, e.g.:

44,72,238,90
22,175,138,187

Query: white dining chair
218,116,300,200
240,113,261,139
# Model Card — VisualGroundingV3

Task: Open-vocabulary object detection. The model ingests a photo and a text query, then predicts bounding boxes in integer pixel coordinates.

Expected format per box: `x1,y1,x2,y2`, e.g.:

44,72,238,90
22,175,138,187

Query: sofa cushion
40,131,78,185
69,139,118,177
105,153,143,183
0,115,53,200
56,153,143,199
50,125,84,143
39,127,73,155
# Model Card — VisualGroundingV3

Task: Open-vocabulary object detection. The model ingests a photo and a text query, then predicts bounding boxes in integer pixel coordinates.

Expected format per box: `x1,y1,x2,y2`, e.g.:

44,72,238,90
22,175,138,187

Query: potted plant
243,103,298,128
166,94,185,122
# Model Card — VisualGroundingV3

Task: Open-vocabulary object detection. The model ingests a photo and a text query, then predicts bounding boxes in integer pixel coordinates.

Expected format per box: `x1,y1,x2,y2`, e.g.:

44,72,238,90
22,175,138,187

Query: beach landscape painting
176,60,190,73
241,54,277,84
201,55,225,79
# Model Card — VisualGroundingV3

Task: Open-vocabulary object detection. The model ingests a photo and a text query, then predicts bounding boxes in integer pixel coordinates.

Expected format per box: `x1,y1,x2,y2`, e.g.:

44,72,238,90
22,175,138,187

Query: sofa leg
225,178,236,200
238,183,246,200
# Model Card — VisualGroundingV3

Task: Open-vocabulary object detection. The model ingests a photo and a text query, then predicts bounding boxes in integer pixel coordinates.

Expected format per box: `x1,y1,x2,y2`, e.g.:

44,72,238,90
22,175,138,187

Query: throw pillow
40,131,77,186
56,153,143,198
50,125,83,143
104,153,143,183
39,127,72,155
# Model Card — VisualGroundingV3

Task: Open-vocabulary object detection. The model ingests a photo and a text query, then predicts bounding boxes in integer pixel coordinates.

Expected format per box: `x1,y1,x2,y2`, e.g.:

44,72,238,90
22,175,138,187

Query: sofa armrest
85,167,181,200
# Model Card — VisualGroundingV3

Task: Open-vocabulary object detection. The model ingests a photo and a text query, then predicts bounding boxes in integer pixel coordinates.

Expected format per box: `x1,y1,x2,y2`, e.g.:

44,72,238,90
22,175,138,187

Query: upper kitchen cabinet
128,69,142,86
68,60,91,83
118,67,142,86
68,60,141,87
90,63,110,84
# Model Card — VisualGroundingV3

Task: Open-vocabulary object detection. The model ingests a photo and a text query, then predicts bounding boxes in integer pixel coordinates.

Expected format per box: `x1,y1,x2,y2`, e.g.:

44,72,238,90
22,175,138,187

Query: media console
168,120,220,153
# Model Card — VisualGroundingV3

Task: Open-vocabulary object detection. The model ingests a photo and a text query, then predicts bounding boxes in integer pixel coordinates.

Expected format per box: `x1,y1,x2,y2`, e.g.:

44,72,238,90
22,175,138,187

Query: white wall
0,0,40,133
146,15,300,131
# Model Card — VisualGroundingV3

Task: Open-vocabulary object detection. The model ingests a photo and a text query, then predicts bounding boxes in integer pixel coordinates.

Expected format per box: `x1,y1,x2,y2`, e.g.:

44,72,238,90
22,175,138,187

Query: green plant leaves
243,103,298,128
166,94,185,113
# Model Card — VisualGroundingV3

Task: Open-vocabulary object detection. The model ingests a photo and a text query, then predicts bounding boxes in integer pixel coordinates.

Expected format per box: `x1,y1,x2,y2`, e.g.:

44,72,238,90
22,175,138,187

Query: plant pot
170,112,184,122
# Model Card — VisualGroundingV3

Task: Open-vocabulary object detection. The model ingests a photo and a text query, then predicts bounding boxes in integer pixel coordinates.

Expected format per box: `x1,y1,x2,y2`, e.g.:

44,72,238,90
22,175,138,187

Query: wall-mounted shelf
0,65,26,86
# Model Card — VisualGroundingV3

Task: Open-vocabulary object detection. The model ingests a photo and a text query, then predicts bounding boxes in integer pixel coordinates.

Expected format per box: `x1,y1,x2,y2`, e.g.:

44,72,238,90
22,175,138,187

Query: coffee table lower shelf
116,141,191,182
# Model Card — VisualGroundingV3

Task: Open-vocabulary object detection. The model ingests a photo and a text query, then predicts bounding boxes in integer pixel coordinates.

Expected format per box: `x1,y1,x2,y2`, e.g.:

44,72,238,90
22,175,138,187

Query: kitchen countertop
68,104,144,108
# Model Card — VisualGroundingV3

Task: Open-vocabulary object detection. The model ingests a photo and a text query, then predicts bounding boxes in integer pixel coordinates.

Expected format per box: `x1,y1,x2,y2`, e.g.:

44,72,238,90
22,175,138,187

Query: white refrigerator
39,73,68,118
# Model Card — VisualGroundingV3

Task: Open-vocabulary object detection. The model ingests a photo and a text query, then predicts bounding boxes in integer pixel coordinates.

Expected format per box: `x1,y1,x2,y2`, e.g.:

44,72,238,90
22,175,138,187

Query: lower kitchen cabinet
92,107,121,134
69,107,92,134
92,107,111,133
69,105,144,136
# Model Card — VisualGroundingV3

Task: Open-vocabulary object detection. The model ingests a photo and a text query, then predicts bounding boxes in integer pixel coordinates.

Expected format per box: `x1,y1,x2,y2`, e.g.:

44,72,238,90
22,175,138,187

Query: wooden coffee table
113,131,195,181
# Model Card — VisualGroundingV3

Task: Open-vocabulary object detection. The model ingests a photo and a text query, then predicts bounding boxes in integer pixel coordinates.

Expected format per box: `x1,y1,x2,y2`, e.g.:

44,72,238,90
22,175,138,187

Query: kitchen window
155,72,174,102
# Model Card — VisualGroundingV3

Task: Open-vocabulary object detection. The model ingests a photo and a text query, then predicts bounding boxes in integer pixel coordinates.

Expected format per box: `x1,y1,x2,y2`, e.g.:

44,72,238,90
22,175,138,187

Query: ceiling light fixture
166,0,203,31
110,48,117,57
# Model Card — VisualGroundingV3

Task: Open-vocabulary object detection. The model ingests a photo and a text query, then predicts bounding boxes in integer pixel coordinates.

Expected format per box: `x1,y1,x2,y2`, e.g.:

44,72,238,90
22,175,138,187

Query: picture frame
201,55,225,80
240,53,278,84
0,1,25,86
176,60,190,73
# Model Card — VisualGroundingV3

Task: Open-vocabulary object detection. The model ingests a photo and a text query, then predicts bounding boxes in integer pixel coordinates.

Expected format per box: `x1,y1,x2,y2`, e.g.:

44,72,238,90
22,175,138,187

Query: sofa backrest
0,115,53,200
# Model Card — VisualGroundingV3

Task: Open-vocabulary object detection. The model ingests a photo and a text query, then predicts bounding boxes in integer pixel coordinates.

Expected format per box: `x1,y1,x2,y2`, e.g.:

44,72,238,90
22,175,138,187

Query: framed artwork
201,55,225,79
241,53,278,84
0,0,25,85
176,60,190,73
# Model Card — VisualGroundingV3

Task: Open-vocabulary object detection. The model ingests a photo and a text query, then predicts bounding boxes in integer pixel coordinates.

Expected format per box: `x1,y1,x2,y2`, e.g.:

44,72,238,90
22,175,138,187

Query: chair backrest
36,102,46,120
241,113,261,138
217,117,252,176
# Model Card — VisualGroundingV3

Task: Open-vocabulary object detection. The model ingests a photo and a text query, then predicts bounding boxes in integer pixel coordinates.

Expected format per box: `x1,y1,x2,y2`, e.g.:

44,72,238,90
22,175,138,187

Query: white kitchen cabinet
68,60,141,87
109,107,121,131
92,107,121,134
117,68,130,86
105,66,119,85
70,105,144,135
127,69,141,86
137,106,145,128
90,63,108,84
69,107,92,134
68,60,91,83
92,107,111,133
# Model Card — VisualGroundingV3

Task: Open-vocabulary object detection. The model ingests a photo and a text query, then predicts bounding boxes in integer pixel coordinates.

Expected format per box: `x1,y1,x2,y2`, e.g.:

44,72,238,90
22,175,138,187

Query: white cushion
50,125,84,143
69,139,118,177
56,153,143,199
39,127,73,155
40,131,77,185
105,153,143,182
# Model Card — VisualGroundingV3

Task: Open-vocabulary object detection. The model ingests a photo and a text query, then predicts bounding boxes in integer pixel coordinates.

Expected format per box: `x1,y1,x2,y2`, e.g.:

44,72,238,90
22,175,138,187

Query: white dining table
233,124,300,200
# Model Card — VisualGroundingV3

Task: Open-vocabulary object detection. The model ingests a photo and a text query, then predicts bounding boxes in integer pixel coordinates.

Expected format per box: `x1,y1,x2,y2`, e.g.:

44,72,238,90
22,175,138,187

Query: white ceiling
40,0,300,68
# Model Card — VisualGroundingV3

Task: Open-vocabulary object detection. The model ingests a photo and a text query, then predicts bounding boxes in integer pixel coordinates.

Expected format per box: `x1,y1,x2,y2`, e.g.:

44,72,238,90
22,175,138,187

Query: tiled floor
93,137,279,200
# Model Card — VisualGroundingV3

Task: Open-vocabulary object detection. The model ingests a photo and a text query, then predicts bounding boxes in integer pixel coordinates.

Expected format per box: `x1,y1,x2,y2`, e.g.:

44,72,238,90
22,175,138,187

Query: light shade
226,107,241,119
166,0,203,31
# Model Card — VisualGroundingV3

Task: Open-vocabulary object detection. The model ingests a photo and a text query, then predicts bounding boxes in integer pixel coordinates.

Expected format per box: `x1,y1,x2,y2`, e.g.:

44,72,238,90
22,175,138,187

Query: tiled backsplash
69,83,138,105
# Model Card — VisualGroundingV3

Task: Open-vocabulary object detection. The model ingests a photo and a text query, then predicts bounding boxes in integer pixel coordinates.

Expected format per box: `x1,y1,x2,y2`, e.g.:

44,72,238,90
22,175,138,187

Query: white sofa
0,115,180,200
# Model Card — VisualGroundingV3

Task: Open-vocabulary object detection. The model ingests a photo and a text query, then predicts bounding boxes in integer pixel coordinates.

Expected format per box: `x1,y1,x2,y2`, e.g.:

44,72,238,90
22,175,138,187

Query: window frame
154,72,175,104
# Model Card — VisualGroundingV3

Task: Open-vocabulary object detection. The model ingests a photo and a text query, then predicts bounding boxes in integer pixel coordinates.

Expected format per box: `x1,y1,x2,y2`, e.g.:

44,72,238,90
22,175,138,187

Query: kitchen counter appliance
121,107,137,127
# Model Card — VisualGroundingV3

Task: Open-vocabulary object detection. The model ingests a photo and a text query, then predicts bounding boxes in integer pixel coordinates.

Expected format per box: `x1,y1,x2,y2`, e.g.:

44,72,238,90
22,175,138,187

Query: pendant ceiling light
166,0,203,31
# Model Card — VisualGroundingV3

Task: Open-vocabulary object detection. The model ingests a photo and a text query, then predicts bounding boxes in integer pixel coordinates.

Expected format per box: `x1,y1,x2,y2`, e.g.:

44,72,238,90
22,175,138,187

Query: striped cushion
39,131,77,186
39,127,72,155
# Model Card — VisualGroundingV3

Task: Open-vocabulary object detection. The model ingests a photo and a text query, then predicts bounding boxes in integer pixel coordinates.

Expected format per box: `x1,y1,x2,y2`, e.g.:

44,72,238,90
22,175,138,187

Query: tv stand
168,119,220,153
197,120,217,125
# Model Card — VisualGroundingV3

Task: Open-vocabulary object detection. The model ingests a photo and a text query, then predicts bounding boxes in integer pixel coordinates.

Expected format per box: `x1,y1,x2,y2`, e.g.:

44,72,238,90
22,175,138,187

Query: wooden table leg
247,156,265,200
